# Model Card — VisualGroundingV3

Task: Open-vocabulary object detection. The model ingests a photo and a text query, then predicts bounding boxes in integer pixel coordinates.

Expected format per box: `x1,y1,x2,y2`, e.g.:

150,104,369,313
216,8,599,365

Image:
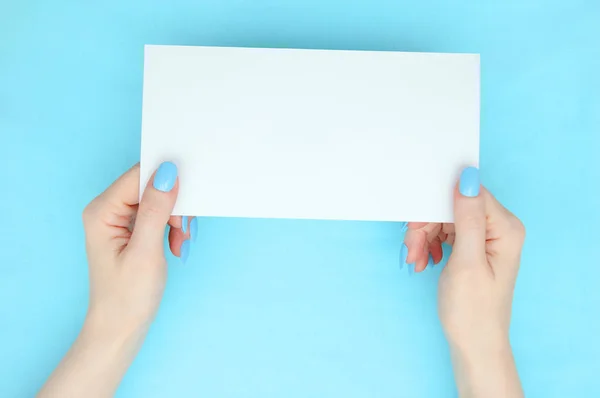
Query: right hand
403,167,525,352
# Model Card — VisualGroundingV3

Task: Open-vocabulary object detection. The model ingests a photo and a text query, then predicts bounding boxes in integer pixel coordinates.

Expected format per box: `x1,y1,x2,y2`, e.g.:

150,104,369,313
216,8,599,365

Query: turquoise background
1,0,599,396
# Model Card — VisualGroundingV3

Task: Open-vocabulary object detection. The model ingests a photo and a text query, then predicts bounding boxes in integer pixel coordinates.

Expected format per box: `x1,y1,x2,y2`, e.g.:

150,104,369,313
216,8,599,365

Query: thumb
452,166,486,262
129,161,179,254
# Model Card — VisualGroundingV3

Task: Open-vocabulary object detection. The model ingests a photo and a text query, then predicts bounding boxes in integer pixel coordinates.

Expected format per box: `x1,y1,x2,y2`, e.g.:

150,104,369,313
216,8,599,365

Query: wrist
449,330,510,362
450,336,512,370
85,301,152,337
81,310,149,359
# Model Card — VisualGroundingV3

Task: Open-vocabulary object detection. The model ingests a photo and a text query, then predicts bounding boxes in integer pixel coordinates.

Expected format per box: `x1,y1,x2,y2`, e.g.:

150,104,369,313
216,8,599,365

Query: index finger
82,163,141,248
96,163,140,208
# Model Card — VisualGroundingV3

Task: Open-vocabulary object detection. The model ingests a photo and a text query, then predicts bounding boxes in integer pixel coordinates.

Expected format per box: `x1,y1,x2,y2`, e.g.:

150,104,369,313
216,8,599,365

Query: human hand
402,167,525,397
82,162,196,334
40,162,195,397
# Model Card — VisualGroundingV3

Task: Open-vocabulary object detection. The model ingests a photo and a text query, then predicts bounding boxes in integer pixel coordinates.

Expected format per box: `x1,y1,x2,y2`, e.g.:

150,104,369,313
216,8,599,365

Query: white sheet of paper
140,45,479,222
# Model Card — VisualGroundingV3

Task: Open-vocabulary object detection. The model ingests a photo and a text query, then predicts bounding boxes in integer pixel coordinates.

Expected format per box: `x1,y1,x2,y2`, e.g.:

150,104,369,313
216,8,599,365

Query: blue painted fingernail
400,243,408,270
153,162,178,192
459,166,480,197
400,222,409,234
190,217,198,242
182,216,188,233
180,240,191,264
400,243,415,275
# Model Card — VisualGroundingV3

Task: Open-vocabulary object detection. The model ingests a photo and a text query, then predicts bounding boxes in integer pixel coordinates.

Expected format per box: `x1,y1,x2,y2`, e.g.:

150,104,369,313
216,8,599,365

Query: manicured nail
180,240,191,264
190,217,198,242
182,216,188,233
459,166,480,197
400,222,409,234
399,243,408,270
153,161,178,192
400,243,415,275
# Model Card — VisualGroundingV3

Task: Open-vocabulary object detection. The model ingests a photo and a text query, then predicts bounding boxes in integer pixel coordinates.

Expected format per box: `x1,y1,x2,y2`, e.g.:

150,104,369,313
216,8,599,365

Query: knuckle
462,213,485,230
509,216,526,241
138,204,163,220
82,200,100,225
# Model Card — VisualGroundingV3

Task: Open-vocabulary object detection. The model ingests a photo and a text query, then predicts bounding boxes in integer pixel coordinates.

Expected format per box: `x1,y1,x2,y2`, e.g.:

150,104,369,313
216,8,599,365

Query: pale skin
39,163,525,398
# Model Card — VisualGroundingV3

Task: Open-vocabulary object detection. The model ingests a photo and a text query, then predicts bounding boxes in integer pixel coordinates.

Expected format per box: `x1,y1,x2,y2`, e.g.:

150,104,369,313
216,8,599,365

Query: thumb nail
459,167,480,197
153,162,178,192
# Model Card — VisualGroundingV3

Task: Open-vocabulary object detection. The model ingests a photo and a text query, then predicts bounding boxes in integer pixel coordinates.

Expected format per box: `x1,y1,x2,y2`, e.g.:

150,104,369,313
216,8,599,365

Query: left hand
82,162,195,333
40,162,195,397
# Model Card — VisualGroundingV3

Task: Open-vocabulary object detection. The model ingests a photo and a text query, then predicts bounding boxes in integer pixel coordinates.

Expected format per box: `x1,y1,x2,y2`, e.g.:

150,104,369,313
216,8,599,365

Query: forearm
38,314,146,398
450,338,523,398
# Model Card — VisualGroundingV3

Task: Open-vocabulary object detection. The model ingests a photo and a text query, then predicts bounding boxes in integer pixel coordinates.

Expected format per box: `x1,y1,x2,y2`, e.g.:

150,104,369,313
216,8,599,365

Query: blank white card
140,45,479,222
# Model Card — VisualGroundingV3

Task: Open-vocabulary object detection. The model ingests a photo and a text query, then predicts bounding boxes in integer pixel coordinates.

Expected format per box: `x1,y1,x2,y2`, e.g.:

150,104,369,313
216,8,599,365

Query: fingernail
399,243,408,270
459,166,480,197
400,243,415,275
182,216,188,233
180,240,191,264
153,161,178,192
190,217,198,242
400,222,409,234
427,254,434,268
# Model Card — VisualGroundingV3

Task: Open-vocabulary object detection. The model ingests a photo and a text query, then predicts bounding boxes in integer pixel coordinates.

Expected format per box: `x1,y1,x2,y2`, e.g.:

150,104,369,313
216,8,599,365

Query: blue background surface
1,1,599,397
